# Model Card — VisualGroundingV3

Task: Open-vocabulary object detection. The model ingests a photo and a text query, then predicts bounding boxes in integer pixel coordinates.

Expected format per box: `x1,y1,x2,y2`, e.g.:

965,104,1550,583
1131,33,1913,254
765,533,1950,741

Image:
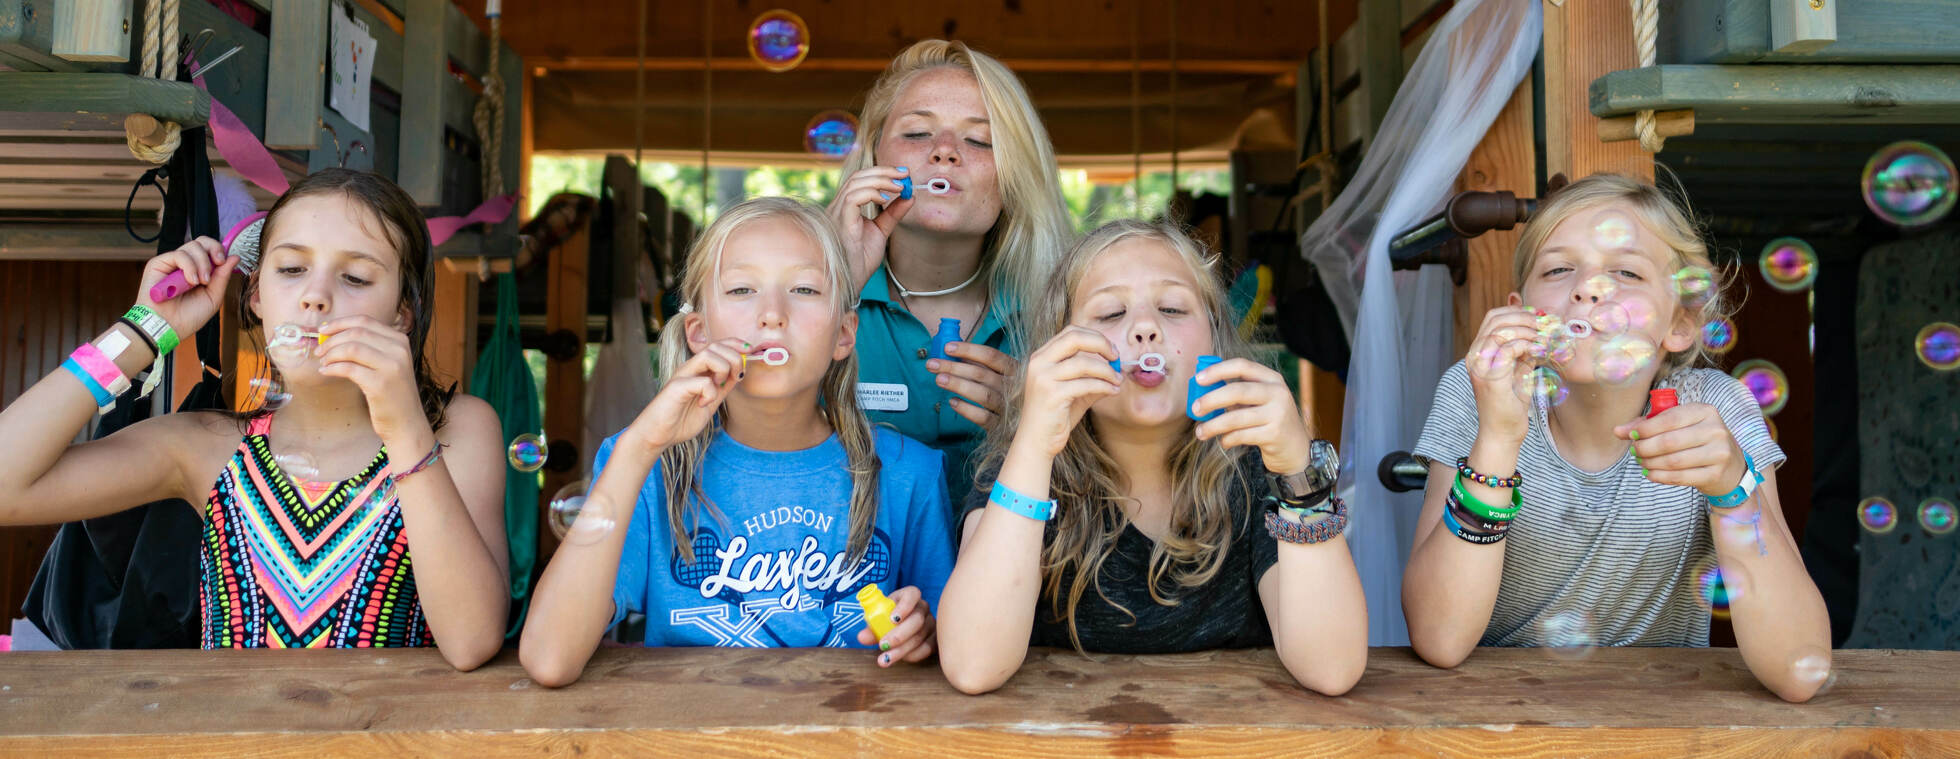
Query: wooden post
264,0,327,149
398,0,447,204
1542,0,1653,181
538,225,589,561
426,266,476,392
51,0,131,62
1453,78,1535,355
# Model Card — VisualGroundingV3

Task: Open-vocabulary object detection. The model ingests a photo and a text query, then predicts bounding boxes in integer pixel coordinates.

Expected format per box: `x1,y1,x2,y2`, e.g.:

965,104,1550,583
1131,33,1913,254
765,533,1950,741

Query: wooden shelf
0,72,210,127
1589,64,1960,126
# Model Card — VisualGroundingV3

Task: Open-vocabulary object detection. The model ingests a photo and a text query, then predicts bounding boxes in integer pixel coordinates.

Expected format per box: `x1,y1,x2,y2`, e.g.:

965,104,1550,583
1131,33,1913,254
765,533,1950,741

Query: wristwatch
1268,438,1340,510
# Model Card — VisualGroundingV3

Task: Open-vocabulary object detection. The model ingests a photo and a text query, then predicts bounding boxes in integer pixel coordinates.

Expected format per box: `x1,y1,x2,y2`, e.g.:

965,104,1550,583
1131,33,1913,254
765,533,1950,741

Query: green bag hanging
470,273,541,639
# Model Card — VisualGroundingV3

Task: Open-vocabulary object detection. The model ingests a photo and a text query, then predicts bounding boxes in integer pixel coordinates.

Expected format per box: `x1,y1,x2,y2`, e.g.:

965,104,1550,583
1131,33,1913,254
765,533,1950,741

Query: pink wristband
71,342,130,396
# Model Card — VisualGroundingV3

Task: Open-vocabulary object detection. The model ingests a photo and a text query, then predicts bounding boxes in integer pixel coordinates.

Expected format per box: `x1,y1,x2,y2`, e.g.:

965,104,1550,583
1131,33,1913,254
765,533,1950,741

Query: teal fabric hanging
471,273,541,638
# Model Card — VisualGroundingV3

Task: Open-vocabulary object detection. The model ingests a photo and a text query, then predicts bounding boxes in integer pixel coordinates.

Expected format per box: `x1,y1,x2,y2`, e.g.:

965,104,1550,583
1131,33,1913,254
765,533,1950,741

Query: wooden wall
0,259,145,628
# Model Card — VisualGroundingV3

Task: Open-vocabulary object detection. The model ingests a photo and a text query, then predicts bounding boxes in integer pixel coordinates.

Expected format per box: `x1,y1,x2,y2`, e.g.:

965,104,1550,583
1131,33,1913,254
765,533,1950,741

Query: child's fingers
1052,351,1123,385
1193,406,1272,443
1640,443,1725,473
1038,327,1119,365
1187,377,1284,420
885,631,935,665
1644,463,1724,489
888,586,924,619
1193,357,1283,387
868,197,914,236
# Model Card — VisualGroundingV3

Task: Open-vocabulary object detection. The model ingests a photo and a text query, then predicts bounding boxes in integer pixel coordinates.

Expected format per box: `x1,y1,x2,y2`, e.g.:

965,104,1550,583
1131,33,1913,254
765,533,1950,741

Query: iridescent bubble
1759,238,1818,294
276,451,320,480
1732,359,1790,416
1515,366,1569,408
1919,498,1957,536
1536,610,1597,661
1861,140,1957,228
248,376,290,412
1672,266,1716,309
1696,560,1745,620
1858,496,1898,534
1589,209,1637,250
803,110,858,159
1620,297,1662,332
1578,273,1619,304
507,433,547,473
1701,318,1737,355
1593,335,1657,384
1916,322,1960,371
746,10,809,72
1589,302,1631,336
1470,344,1516,382
1766,416,1779,443
1546,337,1577,366
548,479,616,544
265,323,316,368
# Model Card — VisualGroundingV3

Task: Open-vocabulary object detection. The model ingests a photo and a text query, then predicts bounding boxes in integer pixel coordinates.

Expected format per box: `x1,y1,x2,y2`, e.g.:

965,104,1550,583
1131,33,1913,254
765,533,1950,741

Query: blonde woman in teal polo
829,40,1071,503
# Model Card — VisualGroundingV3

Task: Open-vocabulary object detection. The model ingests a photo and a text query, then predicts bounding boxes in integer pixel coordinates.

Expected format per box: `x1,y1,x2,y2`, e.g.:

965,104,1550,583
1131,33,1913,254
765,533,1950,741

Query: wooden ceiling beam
531,56,1303,76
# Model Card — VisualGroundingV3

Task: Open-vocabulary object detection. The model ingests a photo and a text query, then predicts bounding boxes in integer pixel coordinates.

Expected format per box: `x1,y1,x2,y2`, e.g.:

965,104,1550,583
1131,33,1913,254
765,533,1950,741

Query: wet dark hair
233,168,454,430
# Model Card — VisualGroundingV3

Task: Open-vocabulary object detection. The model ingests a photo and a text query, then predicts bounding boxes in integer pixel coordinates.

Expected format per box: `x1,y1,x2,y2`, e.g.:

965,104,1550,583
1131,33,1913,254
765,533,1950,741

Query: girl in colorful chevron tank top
0,169,510,669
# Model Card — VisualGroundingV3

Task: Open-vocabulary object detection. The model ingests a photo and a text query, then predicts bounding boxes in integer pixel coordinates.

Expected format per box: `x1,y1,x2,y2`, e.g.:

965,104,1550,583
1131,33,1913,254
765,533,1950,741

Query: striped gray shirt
1413,362,1785,648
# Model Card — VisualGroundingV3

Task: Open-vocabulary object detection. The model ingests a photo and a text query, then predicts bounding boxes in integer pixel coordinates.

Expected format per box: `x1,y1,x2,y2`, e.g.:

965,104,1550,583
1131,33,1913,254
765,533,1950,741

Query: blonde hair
840,39,1071,332
1512,173,1738,376
656,197,880,564
975,219,1258,652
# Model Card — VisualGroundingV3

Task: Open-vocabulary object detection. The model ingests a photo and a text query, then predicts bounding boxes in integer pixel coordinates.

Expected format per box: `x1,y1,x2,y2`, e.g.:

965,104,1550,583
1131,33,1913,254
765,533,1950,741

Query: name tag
856,382,910,412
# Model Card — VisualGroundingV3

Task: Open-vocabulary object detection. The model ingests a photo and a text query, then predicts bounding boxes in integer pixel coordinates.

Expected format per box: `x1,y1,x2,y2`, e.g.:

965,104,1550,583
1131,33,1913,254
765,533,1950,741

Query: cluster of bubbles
1515,366,1569,409
1861,140,1957,228
1701,318,1737,355
746,10,809,72
1856,496,1956,536
1731,359,1789,416
803,110,858,158
1759,238,1818,294
507,433,547,473
1594,335,1658,385
1917,322,1960,372
1535,610,1597,661
548,478,616,544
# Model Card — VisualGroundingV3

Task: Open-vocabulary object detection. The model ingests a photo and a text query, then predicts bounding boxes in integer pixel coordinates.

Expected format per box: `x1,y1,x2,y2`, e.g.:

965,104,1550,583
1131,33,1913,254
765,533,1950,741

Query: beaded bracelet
1452,474,1522,520
1456,456,1523,489
1265,497,1348,544
388,441,448,484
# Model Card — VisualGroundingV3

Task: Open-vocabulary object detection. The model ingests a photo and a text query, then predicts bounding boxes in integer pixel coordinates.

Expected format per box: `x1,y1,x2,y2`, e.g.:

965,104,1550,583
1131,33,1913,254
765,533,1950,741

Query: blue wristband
989,481,1055,521
62,357,114,408
1706,453,1764,509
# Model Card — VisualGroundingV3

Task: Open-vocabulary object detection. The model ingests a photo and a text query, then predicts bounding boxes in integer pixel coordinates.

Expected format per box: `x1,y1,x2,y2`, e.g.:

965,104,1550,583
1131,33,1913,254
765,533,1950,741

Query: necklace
887,264,983,299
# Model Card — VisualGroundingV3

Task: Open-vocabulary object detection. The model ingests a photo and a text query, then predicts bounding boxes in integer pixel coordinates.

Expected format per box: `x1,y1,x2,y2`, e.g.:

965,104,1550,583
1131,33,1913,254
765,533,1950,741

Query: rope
127,0,183,164
1629,0,1664,153
473,14,506,200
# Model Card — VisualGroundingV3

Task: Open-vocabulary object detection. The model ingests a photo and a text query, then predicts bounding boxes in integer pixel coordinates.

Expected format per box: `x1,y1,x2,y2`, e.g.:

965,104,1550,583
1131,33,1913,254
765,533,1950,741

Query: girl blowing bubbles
936,221,1367,696
1402,174,1831,702
520,198,953,687
0,169,510,667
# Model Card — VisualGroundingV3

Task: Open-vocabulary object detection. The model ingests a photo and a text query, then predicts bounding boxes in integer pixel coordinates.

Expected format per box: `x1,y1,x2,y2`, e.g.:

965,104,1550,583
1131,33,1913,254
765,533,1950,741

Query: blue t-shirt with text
596,427,955,648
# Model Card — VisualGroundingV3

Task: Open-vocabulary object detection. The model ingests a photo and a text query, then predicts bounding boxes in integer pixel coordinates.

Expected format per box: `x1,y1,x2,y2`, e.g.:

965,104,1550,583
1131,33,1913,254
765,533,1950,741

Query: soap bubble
1593,335,1657,384
507,433,547,473
746,10,809,72
1515,366,1569,408
1861,140,1957,228
1759,238,1818,294
265,323,318,368
803,110,858,159
1732,359,1789,416
1578,273,1620,304
548,479,616,544
1672,266,1716,309
1858,497,1898,534
1589,209,1637,250
1701,318,1737,355
1695,560,1745,620
1589,302,1631,336
276,451,320,480
1536,610,1597,661
1916,322,1960,371
1919,498,1957,536
247,376,290,412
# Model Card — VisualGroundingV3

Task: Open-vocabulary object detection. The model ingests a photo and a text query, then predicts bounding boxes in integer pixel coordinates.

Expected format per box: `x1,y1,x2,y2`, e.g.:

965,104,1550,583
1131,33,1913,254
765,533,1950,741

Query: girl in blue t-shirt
521,197,954,687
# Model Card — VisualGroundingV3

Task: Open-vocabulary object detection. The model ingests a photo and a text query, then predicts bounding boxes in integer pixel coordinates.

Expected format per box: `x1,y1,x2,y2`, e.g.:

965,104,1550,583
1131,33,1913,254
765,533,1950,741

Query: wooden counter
2,646,1954,757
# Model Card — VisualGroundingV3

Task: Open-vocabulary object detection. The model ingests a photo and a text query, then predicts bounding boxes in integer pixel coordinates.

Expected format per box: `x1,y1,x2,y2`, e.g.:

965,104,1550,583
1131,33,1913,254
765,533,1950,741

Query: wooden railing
2,646,1954,756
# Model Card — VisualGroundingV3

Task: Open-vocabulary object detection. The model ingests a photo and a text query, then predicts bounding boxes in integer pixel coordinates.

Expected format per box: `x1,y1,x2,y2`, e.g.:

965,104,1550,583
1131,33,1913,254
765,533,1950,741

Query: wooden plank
427,265,476,395
264,0,327,149
181,0,273,139
1356,0,1401,142
441,0,487,76
0,224,153,260
539,224,589,561
1590,64,1960,126
1662,0,1960,65
1,647,1958,756
1542,0,1652,181
1453,77,1534,356
0,72,209,125
397,0,447,204
50,0,131,62
0,0,88,72
1770,0,1836,54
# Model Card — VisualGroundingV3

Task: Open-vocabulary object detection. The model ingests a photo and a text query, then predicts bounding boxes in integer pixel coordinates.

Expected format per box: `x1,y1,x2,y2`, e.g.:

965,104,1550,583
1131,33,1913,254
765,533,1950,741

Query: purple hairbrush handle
149,270,194,302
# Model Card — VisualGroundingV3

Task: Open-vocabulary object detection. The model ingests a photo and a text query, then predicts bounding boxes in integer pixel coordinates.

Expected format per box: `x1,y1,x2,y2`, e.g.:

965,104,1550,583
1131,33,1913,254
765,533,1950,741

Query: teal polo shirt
853,265,1019,505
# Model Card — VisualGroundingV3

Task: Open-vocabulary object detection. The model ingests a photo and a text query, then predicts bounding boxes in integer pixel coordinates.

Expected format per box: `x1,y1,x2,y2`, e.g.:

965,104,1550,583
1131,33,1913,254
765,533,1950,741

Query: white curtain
1299,0,1541,646
584,298,659,476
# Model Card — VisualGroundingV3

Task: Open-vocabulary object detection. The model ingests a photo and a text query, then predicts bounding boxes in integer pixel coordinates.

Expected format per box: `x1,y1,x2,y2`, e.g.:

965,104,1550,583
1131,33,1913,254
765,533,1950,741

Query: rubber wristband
62,358,115,408
1706,453,1763,509
1452,474,1522,519
989,481,1055,521
117,316,160,358
1447,489,1511,533
123,304,179,356
1443,502,1507,544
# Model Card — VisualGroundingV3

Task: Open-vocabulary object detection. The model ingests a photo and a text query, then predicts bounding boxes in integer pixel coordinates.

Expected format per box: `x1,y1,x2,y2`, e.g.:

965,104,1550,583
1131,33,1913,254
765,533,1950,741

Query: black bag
19,124,229,649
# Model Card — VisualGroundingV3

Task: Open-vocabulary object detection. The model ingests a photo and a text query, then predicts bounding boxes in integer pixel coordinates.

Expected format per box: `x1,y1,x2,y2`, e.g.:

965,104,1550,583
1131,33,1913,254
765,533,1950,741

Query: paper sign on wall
329,6,377,132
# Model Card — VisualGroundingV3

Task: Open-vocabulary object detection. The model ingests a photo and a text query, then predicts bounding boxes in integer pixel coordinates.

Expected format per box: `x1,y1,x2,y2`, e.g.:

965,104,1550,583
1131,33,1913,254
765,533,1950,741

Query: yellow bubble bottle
857,585,897,640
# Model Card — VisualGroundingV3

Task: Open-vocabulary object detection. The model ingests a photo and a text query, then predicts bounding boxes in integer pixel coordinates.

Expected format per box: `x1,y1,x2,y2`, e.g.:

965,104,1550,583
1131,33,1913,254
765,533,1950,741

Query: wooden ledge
0,73,211,128
1589,64,1960,125
2,646,1956,756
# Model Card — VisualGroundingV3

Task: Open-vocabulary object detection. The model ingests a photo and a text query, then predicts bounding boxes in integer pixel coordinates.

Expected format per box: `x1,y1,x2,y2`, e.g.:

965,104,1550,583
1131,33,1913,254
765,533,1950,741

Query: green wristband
1453,473,1522,520
123,304,179,356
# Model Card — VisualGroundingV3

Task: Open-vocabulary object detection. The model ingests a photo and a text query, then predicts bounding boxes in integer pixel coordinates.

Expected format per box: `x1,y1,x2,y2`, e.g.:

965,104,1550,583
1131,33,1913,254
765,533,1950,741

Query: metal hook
181,29,215,67
194,44,243,80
